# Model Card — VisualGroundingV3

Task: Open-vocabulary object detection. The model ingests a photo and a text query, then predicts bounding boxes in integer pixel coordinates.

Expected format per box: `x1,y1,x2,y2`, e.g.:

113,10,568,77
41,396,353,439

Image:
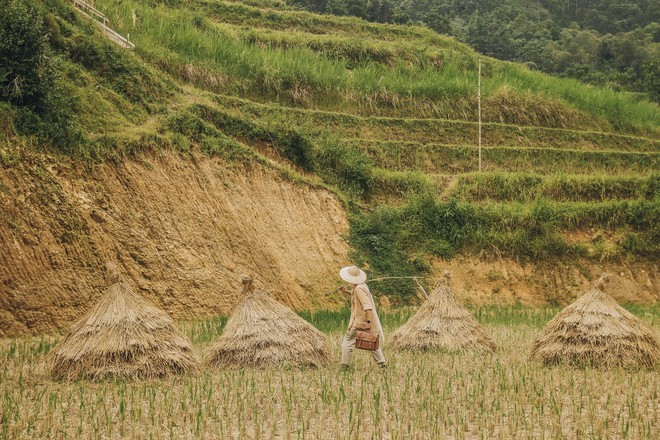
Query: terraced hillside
0,0,658,333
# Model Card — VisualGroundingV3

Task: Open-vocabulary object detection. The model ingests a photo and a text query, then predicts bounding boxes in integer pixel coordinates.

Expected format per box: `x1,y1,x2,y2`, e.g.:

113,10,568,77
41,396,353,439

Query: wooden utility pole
478,57,482,172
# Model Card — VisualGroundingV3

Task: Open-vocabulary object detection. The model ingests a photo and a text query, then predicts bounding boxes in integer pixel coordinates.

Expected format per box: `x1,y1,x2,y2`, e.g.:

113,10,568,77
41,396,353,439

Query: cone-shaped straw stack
205,277,331,368
531,274,660,369
49,265,198,381
389,272,496,353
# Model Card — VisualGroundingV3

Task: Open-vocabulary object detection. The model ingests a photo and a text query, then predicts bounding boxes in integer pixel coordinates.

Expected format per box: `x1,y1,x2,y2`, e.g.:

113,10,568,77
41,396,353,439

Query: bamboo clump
531,274,660,369
205,277,331,368
389,271,496,353
49,267,198,381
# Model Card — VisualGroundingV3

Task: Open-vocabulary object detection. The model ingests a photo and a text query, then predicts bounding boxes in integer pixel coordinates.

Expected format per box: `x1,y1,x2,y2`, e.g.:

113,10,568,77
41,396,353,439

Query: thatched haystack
49,268,198,381
205,277,331,368
531,275,660,369
389,272,496,353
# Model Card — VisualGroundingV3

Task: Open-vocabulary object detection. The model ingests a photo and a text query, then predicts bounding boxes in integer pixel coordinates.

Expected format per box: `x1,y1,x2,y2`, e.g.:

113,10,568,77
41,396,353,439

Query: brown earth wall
0,150,350,337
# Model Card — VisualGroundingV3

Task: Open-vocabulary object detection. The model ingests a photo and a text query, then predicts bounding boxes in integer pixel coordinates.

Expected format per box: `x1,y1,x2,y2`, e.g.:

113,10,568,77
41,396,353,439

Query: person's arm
356,287,377,333
365,309,376,333
338,285,351,297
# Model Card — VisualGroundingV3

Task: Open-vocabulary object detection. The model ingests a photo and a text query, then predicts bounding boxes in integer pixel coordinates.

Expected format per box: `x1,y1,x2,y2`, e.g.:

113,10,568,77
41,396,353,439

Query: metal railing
72,0,134,50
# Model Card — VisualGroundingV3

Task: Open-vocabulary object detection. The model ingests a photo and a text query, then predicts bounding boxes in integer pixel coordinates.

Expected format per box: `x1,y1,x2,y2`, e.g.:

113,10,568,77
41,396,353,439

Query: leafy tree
609,30,646,74
424,6,451,34
346,0,368,19
0,0,53,109
465,10,515,59
0,0,82,147
640,58,659,102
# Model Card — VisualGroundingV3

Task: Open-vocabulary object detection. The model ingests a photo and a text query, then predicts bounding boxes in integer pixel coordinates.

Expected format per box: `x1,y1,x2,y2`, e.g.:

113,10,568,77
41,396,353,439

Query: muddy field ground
1,306,658,439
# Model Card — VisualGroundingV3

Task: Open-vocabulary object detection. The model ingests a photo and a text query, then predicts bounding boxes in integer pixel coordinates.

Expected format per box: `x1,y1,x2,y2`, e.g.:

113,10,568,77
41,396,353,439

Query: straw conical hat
389,272,496,353
49,268,198,381
531,275,660,369
205,277,331,368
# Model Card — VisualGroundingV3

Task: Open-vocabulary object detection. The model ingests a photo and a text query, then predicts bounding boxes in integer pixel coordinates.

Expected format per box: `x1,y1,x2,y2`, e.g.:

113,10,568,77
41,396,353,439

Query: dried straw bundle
50,271,198,381
205,278,331,368
389,272,496,353
531,276,660,369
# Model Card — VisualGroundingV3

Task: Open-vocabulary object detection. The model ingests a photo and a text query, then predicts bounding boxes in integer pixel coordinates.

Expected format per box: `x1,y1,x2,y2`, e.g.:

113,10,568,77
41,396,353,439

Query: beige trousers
341,327,386,365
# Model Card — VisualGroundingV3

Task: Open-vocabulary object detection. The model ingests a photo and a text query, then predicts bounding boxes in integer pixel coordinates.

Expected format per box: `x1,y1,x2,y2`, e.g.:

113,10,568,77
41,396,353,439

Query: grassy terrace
95,0,659,135
352,140,659,175
448,173,659,203
166,97,658,269
212,94,659,152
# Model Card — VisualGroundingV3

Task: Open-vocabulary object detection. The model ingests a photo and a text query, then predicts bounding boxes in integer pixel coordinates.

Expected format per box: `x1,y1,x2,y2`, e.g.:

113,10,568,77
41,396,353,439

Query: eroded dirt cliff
434,257,658,306
0,150,350,337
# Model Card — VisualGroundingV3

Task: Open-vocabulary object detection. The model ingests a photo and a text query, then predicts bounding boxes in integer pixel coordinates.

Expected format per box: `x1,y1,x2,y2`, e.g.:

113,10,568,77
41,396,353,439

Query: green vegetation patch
93,0,659,135
213,94,659,152
349,194,659,297
188,103,375,196
449,173,660,203
354,140,660,175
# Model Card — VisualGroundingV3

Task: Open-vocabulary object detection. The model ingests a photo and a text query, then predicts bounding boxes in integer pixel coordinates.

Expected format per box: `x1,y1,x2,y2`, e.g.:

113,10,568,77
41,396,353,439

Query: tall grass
350,194,659,290
496,63,660,134
198,0,455,43
225,24,456,69
355,140,660,175
450,172,659,202
370,168,439,201
212,94,659,150
93,0,660,134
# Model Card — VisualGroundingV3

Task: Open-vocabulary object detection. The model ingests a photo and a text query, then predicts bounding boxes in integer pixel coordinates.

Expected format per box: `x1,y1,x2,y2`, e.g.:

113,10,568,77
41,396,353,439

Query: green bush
349,207,422,299
0,0,51,108
166,112,217,141
315,138,374,196
200,135,250,160
272,129,315,171
0,0,82,149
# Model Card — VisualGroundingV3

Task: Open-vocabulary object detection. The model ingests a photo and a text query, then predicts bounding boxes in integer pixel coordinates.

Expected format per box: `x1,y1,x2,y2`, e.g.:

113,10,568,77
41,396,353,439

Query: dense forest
288,0,660,102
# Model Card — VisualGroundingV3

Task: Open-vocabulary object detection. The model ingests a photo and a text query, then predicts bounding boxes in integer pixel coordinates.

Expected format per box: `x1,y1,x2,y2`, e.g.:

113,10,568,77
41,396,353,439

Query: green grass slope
1,0,658,300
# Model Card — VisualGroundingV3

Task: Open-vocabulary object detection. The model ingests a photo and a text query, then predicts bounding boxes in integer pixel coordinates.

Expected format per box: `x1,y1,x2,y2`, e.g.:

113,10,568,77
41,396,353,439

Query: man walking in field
339,265,386,369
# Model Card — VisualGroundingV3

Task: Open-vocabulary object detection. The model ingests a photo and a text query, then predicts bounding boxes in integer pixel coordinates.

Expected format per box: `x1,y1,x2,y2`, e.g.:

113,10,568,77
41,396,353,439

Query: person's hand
338,286,350,296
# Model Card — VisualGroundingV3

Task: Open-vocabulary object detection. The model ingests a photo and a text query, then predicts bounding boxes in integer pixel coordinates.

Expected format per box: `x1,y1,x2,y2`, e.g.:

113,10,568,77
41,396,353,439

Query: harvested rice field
1,306,659,440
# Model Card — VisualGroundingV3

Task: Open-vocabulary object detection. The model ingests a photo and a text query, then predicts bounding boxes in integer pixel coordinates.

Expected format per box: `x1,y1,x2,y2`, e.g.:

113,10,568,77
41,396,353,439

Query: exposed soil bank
435,256,658,306
0,150,349,337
